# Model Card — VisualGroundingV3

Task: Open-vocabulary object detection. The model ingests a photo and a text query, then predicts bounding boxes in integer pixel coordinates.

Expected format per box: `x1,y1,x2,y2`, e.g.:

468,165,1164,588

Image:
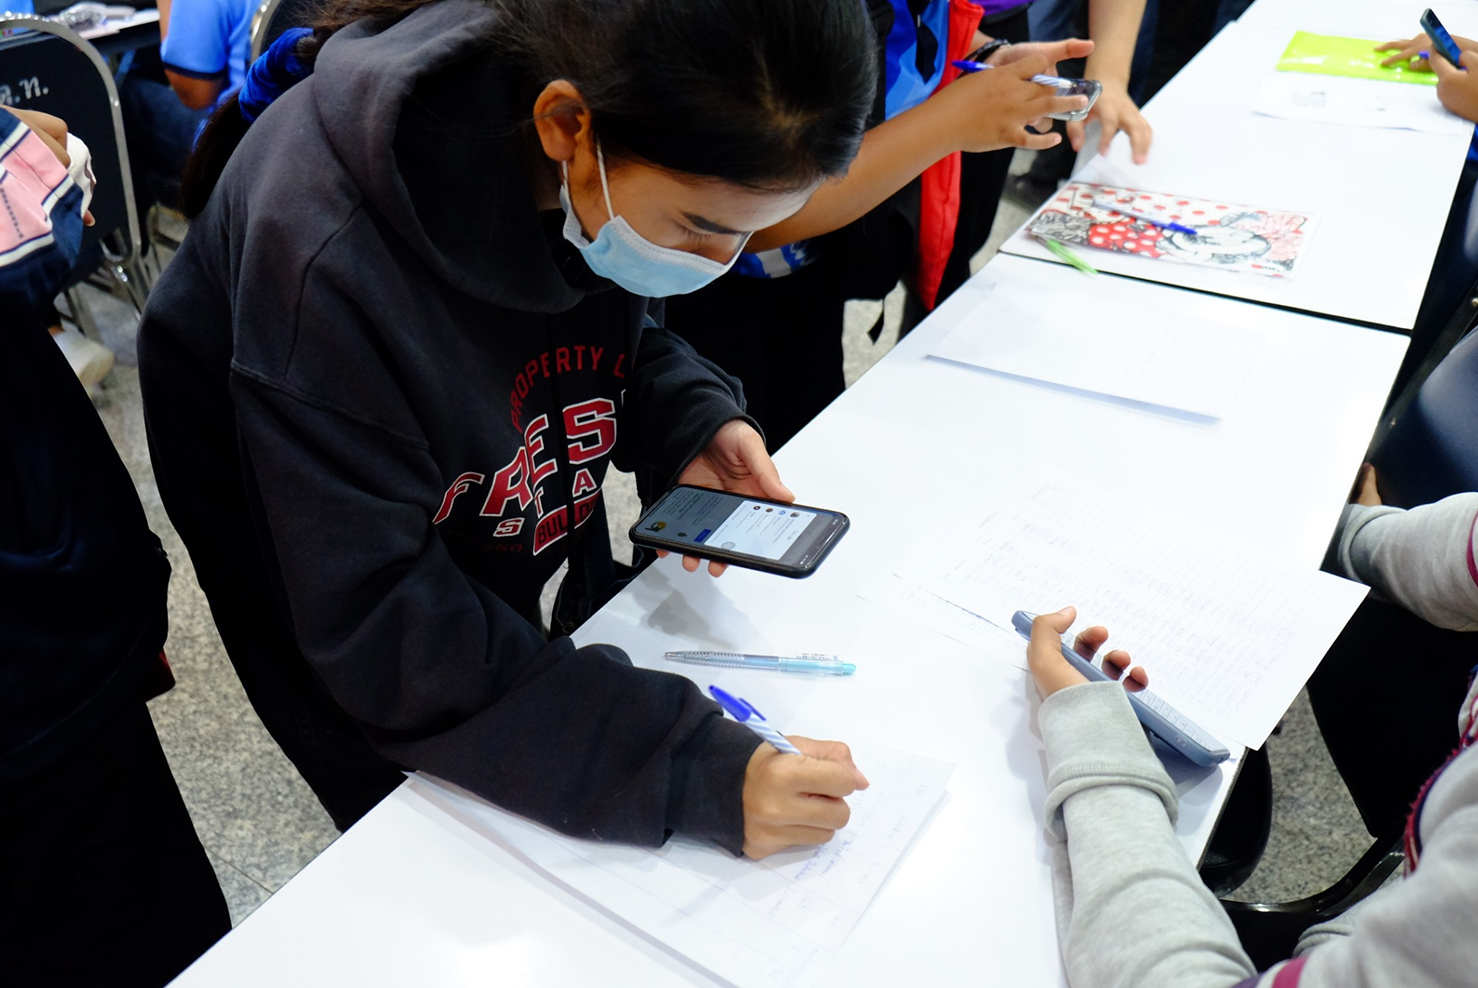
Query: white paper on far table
1253,70,1470,135
408,745,954,988
930,277,1261,419
895,477,1368,749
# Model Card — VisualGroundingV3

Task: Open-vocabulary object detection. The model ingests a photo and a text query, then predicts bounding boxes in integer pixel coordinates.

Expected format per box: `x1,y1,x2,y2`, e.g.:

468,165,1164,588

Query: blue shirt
739,0,956,279
160,0,259,105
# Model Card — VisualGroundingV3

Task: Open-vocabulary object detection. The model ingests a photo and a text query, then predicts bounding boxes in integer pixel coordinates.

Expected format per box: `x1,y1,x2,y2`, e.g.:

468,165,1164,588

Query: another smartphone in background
630,485,849,578
1421,8,1465,67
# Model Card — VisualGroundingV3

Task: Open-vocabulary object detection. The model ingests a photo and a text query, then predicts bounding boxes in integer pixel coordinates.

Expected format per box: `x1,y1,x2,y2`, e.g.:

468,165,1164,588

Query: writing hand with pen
710,686,871,859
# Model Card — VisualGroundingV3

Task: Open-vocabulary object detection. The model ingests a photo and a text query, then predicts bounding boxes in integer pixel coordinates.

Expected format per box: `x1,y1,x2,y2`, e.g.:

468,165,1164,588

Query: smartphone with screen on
629,485,849,578
1421,8,1465,67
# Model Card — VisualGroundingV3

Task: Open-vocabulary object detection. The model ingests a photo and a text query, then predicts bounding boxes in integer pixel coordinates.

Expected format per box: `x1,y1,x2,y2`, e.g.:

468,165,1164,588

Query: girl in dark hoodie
140,0,887,857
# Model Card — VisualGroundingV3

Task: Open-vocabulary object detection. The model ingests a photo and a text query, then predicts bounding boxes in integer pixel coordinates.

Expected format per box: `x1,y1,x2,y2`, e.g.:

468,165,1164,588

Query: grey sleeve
1041,682,1257,988
1290,748,1478,987
1335,495,1478,631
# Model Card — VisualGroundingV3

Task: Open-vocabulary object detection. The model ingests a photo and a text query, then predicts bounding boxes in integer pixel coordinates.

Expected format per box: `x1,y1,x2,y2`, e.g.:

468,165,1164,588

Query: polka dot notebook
1028,181,1315,279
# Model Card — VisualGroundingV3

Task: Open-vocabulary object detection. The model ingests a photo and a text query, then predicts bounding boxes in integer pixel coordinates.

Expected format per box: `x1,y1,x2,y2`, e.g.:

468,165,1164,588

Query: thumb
1435,50,1472,78
739,431,795,502
794,737,869,789
1030,606,1075,647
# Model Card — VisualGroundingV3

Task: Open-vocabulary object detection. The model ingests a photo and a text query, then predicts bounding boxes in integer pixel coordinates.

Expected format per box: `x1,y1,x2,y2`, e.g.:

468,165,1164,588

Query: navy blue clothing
0,110,170,785
0,319,171,786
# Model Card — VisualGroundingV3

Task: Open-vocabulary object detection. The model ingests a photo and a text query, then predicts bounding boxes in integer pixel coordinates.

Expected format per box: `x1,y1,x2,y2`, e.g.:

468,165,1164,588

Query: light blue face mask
560,143,749,298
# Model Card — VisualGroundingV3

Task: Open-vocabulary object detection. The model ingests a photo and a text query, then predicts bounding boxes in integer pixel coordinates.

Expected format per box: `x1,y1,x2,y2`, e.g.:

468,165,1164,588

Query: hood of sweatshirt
311,0,588,314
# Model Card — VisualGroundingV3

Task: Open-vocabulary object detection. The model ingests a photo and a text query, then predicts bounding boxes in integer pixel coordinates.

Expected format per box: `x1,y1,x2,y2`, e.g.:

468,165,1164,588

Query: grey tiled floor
77,153,1369,929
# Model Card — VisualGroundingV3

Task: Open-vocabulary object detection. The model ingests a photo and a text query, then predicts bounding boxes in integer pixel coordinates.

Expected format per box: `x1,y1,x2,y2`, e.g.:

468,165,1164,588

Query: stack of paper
411,745,953,988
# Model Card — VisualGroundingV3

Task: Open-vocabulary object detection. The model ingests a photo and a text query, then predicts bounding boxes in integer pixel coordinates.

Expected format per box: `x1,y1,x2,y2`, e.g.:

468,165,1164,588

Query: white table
1001,2,1477,328
168,253,1409,988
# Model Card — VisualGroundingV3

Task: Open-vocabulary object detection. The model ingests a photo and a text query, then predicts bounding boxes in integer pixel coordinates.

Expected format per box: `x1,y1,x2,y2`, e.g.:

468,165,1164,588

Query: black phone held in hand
1422,8,1465,67
630,485,849,578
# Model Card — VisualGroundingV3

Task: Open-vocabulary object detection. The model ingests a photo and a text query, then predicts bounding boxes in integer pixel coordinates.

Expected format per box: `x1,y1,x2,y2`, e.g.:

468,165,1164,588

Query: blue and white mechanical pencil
708,686,803,755
666,651,855,675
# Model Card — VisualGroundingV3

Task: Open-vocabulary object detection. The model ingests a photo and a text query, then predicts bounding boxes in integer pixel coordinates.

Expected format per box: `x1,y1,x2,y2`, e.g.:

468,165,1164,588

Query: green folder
1276,31,1440,86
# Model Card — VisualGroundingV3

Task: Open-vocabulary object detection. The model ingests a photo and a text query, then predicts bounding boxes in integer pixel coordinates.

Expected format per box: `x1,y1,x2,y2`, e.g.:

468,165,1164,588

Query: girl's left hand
1066,78,1153,164
1377,34,1435,71
667,420,794,576
1027,606,1149,698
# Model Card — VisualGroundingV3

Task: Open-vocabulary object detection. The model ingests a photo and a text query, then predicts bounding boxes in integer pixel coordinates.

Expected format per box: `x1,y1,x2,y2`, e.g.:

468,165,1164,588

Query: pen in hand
709,686,803,754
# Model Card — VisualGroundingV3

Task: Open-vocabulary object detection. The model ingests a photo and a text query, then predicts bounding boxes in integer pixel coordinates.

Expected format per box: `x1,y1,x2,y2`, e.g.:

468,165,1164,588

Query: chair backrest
0,16,141,268
249,0,316,63
1370,325,1478,507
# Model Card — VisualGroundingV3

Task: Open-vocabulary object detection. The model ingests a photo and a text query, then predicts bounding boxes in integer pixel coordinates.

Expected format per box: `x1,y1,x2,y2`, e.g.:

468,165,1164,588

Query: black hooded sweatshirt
138,0,762,850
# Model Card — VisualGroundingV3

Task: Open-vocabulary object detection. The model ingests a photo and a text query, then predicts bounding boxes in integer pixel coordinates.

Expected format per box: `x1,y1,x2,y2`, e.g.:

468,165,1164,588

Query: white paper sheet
857,574,1030,669
409,745,954,988
895,478,1368,749
1253,70,1471,134
930,278,1261,419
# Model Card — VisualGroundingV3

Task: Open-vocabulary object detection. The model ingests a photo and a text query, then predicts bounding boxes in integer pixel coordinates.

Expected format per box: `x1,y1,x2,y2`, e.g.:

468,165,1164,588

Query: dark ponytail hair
180,0,876,215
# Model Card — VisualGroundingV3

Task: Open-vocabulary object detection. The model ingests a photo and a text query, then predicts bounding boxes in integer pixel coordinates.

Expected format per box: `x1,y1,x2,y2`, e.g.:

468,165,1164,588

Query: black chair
1197,731,1406,970
1220,823,1406,971
0,15,151,322
250,0,317,63
1387,158,1478,404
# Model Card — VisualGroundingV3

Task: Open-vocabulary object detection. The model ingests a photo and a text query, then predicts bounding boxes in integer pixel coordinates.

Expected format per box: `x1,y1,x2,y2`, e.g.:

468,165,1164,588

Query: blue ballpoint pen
951,58,1054,84
708,686,803,755
1083,197,1200,237
665,650,856,675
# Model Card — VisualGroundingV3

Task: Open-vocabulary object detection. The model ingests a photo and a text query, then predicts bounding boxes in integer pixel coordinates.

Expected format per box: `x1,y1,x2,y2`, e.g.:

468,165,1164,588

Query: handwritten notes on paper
930,274,1260,419
1253,70,1470,135
410,746,953,988
892,479,1367,749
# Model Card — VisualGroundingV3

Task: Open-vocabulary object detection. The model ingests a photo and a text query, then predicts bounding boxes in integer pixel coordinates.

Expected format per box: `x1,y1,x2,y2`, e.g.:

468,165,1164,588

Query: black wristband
964,37,1012,63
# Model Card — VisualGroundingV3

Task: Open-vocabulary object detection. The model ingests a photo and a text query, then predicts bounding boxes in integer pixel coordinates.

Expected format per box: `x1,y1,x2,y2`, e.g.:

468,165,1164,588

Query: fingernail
1055,606,1073,615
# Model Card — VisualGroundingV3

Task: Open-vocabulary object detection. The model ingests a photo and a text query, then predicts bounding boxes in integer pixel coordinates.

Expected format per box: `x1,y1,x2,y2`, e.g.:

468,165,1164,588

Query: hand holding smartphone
1422,8,1466,68
630,485,849,578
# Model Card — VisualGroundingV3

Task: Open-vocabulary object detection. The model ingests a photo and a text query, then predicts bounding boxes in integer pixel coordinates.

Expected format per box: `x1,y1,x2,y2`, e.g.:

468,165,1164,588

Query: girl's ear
532,80,592,165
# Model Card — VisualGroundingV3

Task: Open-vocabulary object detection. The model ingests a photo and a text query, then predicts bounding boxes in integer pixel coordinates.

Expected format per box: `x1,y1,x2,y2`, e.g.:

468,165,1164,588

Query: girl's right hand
741,736,869,858
1431,49,1478,123
937,53,1090,154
